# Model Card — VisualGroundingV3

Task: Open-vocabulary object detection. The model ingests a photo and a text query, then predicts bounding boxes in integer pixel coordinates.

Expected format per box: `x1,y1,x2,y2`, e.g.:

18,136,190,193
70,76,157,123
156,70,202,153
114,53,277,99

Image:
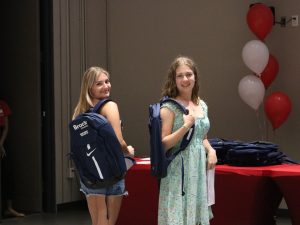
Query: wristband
182,124,189,131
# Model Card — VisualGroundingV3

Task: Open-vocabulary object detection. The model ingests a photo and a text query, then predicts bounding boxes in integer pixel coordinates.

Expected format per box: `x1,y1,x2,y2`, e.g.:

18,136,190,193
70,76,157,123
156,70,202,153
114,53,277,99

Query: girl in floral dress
158,56,217,225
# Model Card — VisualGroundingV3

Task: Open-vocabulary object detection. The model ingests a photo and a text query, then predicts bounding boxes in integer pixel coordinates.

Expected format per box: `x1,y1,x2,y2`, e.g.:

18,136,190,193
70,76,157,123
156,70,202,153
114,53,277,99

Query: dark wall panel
0,1,42,212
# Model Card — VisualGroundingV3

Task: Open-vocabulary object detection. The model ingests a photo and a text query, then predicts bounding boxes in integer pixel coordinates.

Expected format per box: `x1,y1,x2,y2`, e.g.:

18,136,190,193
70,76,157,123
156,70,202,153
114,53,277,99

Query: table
211,165,282,225
116,158,300,225
116,158,159,225
269,165,300,225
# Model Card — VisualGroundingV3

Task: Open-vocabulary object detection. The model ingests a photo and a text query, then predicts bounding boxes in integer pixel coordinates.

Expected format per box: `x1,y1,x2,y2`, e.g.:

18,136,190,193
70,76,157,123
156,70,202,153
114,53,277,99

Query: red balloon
264,92,292,130
260,54,279,89
247,3,274,40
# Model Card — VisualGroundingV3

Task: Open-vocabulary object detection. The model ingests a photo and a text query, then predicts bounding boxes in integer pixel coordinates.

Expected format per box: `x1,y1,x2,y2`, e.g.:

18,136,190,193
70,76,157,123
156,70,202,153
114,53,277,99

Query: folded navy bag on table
209,138,298,166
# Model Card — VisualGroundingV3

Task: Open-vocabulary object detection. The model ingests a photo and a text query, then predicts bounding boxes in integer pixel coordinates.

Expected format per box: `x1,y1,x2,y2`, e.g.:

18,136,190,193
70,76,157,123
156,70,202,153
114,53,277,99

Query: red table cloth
269,164,300,225
116,158,159,225
211,165,283,225
116,158,300,225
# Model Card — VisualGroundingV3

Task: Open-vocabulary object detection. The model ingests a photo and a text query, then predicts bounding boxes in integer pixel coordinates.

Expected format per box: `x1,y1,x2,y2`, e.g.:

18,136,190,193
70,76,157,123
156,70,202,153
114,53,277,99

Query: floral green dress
158,100,213,225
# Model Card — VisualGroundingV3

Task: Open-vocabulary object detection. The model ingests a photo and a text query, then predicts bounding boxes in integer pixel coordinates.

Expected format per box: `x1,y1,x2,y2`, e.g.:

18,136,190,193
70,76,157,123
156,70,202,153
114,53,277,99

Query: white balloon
238,75,265,110
242,40,269,75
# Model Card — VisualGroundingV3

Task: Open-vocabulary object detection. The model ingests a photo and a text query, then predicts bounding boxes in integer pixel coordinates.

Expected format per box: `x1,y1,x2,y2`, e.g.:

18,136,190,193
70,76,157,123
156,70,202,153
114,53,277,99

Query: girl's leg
106,195,123,225
86,195,109,225
5,200,25,217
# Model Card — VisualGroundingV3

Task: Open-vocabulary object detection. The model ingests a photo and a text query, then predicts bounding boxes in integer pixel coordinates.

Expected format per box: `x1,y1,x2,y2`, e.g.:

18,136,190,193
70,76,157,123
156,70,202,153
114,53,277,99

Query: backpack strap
91,98,112,113
161,96,195,154
92,98,124,129
160,96,189,115
161,96,195,196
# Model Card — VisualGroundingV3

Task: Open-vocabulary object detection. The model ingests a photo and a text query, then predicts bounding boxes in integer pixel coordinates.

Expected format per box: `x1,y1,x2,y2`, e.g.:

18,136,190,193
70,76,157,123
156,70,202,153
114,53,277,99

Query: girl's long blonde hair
161,56,200,104
72,67,109,120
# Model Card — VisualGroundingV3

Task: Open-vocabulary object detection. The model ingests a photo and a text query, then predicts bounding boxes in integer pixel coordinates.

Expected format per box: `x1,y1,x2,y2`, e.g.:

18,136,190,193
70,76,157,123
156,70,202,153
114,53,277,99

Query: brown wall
108,0,300,161
263,0,300,161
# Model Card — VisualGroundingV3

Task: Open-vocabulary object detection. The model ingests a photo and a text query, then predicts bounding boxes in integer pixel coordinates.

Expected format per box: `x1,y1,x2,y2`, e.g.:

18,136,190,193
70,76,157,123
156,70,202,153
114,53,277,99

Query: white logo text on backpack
73,120,88,130
80,130,89,136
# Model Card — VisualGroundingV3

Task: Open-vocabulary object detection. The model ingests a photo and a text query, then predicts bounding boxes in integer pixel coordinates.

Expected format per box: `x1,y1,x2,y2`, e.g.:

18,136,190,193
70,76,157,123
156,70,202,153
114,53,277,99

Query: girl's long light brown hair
161,56,200,104
72,67,109,120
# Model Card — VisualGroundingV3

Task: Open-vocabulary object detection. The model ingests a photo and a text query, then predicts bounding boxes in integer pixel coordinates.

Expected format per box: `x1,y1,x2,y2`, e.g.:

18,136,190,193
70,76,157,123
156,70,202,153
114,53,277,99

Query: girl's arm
0,117,8,146
160,107,194,151
0,117,9,158
203,137,217,169
101,101,134,156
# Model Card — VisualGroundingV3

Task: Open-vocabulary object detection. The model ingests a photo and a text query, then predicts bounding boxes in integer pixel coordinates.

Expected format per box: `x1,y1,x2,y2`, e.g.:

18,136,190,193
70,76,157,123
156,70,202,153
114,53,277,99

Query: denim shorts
80,179,128,197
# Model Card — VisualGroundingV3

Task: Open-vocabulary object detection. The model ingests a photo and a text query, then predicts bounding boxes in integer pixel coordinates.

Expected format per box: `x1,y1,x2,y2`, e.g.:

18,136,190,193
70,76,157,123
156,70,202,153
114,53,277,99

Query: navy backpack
148,97,195,179
69,99,131,189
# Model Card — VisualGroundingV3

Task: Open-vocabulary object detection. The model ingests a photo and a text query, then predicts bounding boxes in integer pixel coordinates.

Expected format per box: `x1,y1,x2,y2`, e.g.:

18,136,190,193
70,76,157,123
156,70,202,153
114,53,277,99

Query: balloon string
264,110,269,141
255,110,264,141
261,99,268,141
272,129,276,140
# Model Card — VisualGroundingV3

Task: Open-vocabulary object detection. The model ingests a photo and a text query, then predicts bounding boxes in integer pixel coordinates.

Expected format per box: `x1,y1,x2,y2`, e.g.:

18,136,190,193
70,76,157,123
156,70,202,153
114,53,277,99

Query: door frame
40,0,56,213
